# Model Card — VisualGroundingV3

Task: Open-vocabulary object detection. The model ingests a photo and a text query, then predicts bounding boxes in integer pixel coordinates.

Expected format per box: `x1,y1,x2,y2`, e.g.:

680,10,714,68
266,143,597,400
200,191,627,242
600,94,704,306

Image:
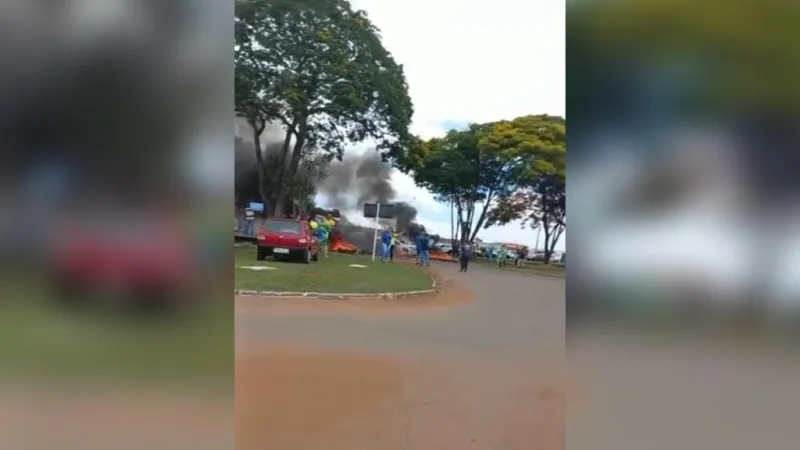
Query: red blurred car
257,218,319,263
51,216,196,308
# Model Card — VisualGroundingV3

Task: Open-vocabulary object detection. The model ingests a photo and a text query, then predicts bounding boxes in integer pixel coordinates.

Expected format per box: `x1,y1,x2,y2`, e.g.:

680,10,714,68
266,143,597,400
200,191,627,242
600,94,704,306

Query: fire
329,239,358,253
429,249,456,262
326,228,358,253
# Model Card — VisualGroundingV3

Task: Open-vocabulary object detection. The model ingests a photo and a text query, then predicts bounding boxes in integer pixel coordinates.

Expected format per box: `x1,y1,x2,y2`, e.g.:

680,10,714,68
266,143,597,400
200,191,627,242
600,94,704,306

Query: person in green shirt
314,216,331,258
497,247,508,268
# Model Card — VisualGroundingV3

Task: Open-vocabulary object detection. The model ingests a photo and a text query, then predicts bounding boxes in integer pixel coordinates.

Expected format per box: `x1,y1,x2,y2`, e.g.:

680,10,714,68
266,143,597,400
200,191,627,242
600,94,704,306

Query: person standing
414,232,424,265
418,232,431,267
459,240,474,272
517,246,528,267
311,217,329,258
497,246,508,268
323,214,337,257
389,230,397,261
380,227,393,262
243,207,255,236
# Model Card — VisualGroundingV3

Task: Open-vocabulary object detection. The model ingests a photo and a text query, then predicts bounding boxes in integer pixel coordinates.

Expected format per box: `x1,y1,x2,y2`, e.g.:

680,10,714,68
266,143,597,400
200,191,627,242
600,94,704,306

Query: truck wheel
256,248,266,261
302,249,311,264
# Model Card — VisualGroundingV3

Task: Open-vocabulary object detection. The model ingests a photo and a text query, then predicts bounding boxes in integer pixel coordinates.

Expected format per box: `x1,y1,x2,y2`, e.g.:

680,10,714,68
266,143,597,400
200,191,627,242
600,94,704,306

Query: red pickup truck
257,218,320,263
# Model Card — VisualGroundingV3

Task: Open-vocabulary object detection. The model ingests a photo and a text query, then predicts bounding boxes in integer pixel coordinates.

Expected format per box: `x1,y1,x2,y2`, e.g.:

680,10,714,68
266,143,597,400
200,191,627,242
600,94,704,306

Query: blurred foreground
569,1,800,449
0,1,232,449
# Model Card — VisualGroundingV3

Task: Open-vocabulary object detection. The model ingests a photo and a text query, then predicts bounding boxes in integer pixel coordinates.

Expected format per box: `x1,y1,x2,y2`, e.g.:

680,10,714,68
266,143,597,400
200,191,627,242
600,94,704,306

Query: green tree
569,0,800,115
483,116,565,263
235,0,414,216
401,115,565,244
487,175,565,264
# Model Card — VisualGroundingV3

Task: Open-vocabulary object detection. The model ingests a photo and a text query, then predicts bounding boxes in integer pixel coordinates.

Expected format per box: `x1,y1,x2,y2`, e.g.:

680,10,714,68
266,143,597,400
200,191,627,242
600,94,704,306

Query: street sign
363,203,395,219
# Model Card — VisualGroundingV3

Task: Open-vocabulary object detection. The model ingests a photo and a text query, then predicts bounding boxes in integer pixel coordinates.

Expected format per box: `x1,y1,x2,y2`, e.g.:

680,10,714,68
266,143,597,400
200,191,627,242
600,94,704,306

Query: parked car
257,218,319,263
51,215,197,310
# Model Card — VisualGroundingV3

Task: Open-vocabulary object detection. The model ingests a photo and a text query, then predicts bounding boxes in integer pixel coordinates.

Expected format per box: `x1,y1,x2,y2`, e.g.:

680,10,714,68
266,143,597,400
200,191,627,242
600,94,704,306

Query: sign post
364,203,395,261
371,203,381,261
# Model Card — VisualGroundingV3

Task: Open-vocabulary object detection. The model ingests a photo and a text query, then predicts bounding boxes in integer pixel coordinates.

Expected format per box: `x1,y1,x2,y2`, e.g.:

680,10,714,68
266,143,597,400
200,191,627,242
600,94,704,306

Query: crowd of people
237,206,528,273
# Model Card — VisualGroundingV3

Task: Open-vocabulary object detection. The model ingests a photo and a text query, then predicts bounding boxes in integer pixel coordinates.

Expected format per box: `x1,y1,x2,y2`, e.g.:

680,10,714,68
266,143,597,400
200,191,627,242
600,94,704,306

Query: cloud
321,0,566,251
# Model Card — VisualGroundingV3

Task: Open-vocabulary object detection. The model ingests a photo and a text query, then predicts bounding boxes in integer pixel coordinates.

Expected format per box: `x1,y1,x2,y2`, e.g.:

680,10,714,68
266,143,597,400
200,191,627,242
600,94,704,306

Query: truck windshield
265,221,302,234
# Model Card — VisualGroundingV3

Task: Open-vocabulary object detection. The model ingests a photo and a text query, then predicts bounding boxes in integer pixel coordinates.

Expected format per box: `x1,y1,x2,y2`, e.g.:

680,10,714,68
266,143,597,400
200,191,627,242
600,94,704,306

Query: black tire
301,249,311,264
256,248,266,261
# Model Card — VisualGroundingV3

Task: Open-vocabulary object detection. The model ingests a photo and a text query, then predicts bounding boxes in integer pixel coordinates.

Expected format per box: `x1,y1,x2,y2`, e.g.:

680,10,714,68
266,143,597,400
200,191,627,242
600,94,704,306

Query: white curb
235,275,437,299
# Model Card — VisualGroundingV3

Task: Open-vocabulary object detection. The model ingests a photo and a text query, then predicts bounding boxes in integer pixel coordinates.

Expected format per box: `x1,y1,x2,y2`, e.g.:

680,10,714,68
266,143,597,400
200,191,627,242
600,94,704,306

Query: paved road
236,261,565,450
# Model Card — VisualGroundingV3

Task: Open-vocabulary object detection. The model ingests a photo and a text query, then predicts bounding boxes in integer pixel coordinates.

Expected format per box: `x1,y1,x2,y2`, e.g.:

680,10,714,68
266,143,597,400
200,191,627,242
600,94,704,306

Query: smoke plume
319,151,426,238
233,119,431,246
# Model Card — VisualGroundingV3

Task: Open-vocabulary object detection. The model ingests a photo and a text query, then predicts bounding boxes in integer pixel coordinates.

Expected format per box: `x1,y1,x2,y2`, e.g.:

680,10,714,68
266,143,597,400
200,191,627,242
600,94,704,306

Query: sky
338,0,566,251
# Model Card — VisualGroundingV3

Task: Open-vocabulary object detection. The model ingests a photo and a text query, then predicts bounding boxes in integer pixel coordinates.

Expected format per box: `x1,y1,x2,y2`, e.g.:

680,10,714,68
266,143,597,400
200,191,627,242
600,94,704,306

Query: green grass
0,279,232,383
235,247,433,293
474,258,566,276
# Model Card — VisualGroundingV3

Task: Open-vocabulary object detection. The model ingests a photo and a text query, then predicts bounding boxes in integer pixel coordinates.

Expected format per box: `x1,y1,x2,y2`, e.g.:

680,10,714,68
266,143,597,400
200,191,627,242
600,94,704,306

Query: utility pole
371,203,382,261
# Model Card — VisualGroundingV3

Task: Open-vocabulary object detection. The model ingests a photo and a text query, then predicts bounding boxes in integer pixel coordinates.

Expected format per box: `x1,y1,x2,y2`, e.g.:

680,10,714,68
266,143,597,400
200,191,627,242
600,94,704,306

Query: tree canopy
569,0,800,117
235,0,414,216
483,116,565,262
400,114,565,248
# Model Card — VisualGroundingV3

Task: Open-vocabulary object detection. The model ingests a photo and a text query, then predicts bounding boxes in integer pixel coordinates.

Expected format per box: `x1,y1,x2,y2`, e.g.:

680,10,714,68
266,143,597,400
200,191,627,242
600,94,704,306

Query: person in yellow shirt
389,230,398,261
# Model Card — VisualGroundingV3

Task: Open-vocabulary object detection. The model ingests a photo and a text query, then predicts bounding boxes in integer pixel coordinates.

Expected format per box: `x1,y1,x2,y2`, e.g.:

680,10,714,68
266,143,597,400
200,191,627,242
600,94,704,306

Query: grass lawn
474,258,565,276
235,246,433,293
0,278,232,382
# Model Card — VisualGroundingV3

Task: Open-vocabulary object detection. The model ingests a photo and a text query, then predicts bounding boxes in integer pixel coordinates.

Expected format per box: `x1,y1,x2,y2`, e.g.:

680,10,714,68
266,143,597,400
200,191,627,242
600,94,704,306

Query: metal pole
534,225,541,254
371,203,381,261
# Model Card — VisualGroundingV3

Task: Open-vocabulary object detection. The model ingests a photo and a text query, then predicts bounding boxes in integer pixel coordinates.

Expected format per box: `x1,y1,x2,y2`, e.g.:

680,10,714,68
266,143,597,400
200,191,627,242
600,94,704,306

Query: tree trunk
271,119,303,218
250,119,270,213
450,197,456,247
548,224,565,262
542,215,553,264
462,202,475,245
455,200,464,246
469,191,496,242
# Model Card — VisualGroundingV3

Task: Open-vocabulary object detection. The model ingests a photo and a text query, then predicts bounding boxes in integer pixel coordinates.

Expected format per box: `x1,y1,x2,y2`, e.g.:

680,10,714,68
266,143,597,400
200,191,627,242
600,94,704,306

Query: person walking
459,240,474,272
380,227,393,262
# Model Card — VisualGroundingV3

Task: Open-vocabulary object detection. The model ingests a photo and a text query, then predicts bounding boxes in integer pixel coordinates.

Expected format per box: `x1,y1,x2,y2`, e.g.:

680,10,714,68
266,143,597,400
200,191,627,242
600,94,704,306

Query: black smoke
319,151,426,238
233,120,300,208
234,120,431,246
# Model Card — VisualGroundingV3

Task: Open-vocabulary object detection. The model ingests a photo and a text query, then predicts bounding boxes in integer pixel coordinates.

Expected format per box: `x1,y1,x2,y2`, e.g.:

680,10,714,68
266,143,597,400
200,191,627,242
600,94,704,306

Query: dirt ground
236,263,567,449
0,383,232,450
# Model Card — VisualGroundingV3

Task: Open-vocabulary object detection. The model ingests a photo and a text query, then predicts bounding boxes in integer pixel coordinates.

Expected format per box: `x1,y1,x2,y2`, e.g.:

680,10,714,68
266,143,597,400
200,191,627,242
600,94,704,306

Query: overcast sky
337,0,565,250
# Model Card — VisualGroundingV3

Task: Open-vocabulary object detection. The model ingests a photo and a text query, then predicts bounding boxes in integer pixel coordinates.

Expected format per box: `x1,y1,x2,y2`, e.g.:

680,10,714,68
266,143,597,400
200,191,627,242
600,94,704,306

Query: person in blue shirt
380,227,393,262
417,232,430,267
414,233,424,265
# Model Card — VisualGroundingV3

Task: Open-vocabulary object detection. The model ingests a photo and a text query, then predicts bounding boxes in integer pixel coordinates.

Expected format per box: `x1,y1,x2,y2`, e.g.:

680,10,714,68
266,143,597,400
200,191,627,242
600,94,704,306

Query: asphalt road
236,260,565,450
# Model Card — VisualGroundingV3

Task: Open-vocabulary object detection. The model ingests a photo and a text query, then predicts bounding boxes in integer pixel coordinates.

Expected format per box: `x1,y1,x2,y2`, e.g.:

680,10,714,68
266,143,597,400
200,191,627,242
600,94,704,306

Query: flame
330,240,358,253
429,249,456,262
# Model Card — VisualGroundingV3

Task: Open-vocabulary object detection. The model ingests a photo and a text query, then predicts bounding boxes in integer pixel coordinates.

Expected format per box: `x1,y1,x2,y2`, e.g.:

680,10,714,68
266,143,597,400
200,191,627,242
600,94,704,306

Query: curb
518,270,565,278
235,275,438,300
